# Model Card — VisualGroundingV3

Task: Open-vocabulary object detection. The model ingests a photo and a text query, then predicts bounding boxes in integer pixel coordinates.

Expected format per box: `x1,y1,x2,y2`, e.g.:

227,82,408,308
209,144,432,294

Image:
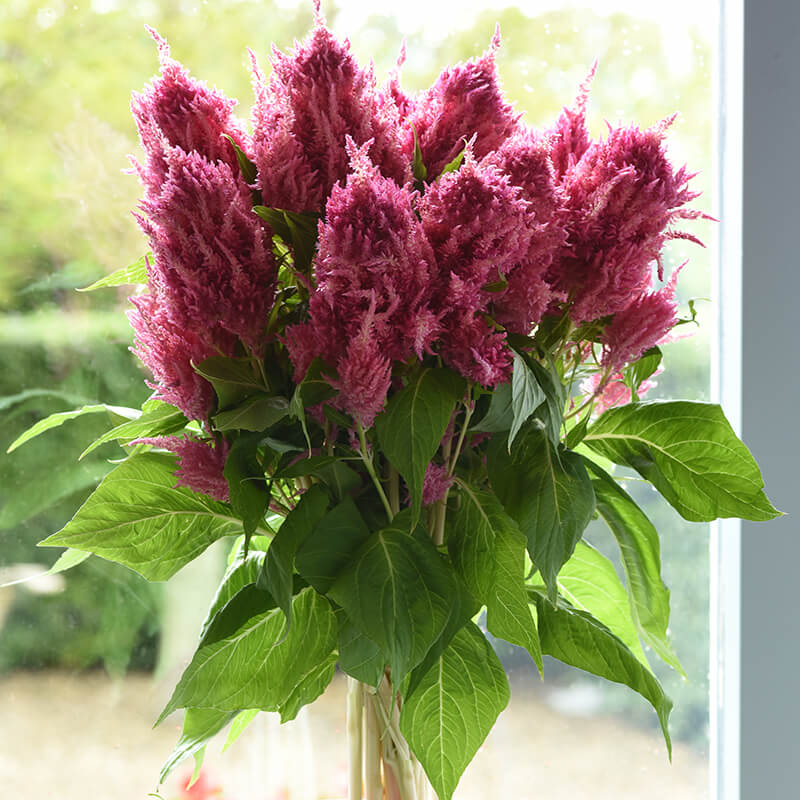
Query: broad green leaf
213,394,289,432
509,353,546,447
0,547,91,590
222,709,259,753
194,356,267,411
584,401,781,522
447,483,498,602
296,358,337,408
224,434,269,539
0,389,91,413
7,403,139,453
532,589,673,756
263,484,330,628
159,707,236,783
527,357,565,445
375,367,465,523
78,253,150,291
557,541,650,668
488,421,595,601
329,516,457,687
336,609,386,688
295,496,370,594
471,382,512,433
274,455,337,480
161,586,337,722
199,553,263,642
79,400,188,459
400,622,510,800
484,503,543,673
41,453,243,581
587,460,683,675
314,461,362,500
626,346,662,400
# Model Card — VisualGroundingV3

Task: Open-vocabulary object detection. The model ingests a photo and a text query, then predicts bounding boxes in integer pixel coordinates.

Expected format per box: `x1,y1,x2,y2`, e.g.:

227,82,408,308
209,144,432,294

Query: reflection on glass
0,1,712,797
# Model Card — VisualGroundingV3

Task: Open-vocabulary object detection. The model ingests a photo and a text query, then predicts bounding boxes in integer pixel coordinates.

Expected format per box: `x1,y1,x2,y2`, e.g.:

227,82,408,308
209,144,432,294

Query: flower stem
357,419,394,521
364,689,383,800
347,678,364,800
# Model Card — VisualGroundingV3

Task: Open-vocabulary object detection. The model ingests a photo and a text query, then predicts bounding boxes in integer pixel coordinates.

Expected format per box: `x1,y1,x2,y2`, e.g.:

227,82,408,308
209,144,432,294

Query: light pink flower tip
549,64,596,181
313,0,324,24
134,435,230,502
582,369,660,414
422,462,454,506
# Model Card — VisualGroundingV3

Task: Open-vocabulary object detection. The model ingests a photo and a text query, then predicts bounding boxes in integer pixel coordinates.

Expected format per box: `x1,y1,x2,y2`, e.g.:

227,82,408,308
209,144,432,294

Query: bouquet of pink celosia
10,6,778,800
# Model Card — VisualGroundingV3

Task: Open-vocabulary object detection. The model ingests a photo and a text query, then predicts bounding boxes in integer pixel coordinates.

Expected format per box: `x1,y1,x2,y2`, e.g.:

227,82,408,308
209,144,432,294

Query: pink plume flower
552,121,703,323
409,27,520,178
439,313,513,387
549,65,596,181
128,291,231,422
600,265,683,373
421,462,454,507
136,146,277,353
251,25,407,213
131,28,250,196
134,435,231,502
581,370,659,414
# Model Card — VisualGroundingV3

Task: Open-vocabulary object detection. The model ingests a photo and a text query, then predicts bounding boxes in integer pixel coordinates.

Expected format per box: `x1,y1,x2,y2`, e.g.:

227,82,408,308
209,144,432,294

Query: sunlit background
0,1,715,797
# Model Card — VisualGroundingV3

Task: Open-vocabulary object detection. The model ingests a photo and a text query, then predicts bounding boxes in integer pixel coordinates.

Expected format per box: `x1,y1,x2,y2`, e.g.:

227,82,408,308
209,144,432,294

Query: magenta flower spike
131,28,250,196
251,24,407,213
408,26,520,179
549,64,596,181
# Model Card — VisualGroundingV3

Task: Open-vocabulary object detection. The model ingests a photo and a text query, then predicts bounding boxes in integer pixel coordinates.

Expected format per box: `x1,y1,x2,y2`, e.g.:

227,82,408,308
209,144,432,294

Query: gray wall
740,0,800,795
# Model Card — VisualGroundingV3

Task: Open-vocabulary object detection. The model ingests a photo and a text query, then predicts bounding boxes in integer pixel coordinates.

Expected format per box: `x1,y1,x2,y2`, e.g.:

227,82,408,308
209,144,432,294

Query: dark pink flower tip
134,435,231,503
421,461,454,506
132,28,250,196
439,313,513,388
549,63,596,181
251,25,407,213
409,33,521,178
137,146,277,352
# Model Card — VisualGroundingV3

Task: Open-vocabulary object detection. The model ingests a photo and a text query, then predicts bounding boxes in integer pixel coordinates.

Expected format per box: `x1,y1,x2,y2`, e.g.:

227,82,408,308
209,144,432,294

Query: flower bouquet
10,5,779,799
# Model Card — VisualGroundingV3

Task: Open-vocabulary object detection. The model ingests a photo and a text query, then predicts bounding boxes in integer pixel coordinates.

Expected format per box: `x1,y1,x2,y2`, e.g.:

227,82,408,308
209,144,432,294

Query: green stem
388,464,400,517
357,419,394,522
347,678,364,800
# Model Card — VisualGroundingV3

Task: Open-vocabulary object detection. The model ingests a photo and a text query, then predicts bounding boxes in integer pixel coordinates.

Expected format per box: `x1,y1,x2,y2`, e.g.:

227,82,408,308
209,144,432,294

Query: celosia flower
136,146,277,352
548,65,595,181
134,435,230,503
251,24,407,213
421,461,454,506
552,120,703,323
128,291,231,422
600,265,683,373
408,26,520,178
581,370,659,414
131,28,250,197
287,140,439,416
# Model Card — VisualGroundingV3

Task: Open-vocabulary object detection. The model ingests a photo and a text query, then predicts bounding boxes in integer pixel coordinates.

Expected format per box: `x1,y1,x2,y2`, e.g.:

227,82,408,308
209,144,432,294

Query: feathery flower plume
131,28,249,196
421,461,454,507
408,26,520,178
134,435,231,502
549,64,596,181
581,371,659,414
251,25,407,213
553,121,702,323
136,146,277,352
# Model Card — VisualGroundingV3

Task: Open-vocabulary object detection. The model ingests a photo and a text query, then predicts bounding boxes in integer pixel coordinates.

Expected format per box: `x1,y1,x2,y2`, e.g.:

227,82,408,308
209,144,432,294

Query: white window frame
712,2,798,797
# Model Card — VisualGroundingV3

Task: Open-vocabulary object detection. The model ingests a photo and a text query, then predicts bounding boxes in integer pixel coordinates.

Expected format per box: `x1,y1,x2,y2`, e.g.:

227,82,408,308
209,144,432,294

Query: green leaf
295,496,370,594
411,124,428,185
557,541,650,668
199,553,264,642
564,414,590,450
224,434,269,539
161,586,337,722
399,622,510,800
336,609,386,687
471,382,512,433
488,422,595,602
222,709,259,753
484,503,542,673
253,207,320,274
159,707,236,783
329,515,457,687
583,401,781,522
7,403,138,453
587,460,683,675
447,483,498,602
0,547,91,590
263,484,330,629
194,356,268,411
527,357,564,445
440,142,467,175
80,400,188,459
213,394,289,432
626,346,662,401
314,461,363,500
375,367,465,524
532,589,673,756
77,253,150,291
222,133,258,184
509,353,546,448
40,452,243,581
274,455,337,481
